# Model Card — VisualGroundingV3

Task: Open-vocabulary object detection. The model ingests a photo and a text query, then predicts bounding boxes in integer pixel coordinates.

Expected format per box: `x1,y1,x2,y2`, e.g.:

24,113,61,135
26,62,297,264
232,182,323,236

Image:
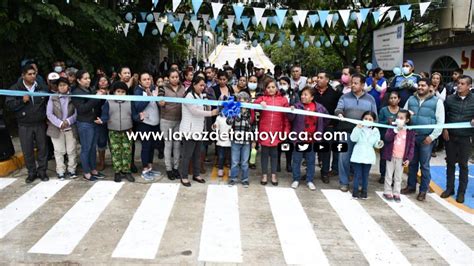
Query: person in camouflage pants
109,130,132,175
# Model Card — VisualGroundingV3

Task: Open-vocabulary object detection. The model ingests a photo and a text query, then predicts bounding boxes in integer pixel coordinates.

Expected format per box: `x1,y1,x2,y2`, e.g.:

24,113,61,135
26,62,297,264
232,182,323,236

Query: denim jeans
97,123,108,151
352,163,371,196
292,150,316,182
338,136,355,185
230,142,251,182
407,136,435,192
217,146,231,169
77,121,98,174
320,127,339,175
136,123,160,167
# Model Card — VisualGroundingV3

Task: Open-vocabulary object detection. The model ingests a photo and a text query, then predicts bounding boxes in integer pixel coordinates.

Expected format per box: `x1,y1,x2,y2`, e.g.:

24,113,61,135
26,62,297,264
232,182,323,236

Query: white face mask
395,118,405,128
280,85,289,91
248,82,257,90
54,66,63,73
402,67,411,75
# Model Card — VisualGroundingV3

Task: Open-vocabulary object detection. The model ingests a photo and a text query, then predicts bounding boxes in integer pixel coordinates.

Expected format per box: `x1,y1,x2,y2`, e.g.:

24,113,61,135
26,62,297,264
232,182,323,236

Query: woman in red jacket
254,79,291,186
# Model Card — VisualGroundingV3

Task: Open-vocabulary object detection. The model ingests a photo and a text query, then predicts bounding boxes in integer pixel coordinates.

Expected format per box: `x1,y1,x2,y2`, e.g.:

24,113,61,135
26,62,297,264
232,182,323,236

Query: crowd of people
4,58,474,203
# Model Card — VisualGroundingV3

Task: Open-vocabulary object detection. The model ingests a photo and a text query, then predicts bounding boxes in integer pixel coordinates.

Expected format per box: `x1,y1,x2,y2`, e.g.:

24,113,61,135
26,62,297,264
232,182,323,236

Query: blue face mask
248,82,257,90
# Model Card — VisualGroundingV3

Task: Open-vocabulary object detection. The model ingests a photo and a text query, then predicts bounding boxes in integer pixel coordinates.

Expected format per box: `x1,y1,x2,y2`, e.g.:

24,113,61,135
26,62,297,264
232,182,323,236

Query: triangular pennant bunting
190,20,200,33
202,14,210,24
309,35,315,43
140,12,147,21
173,20,182,33
329,35,335,43
388,10,397,22
241,17,251,31
269,33,275,41
275,8,287,29
172,0,181,13
233,4,245,21
253,7,265,26
339,35,345,43
379,6,391,17
372,10,380,24
123,23,130,37
248,31,254,39
153,12,160,22
419,2,431,17
308,14,319,27
211,2,224,20
317,10,329,27
261,17,268,30
360,8,370,23
296,10,308,27
137,22,147,36
338,10,351,27
152,0,159,8
290,34,295,41
348,35,354,43
292,15,300,28
356,12,363,28
326,14,333,28
177,13,185,21
399,4,411,20
209,19,218,32
225,18,234,32
192,0,203,15
184,19,190,28
156,22,165,35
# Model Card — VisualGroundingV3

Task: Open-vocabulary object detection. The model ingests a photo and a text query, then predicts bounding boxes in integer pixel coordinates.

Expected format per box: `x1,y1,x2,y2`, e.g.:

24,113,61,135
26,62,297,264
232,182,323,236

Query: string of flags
67,0,431,48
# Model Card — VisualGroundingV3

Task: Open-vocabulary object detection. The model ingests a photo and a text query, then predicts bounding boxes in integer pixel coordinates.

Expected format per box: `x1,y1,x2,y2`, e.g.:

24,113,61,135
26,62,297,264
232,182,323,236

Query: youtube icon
313,142,330,152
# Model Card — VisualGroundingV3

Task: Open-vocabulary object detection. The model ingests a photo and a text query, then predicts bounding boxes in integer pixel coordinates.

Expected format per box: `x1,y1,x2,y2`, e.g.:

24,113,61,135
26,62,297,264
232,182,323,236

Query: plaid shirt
232,108,253,145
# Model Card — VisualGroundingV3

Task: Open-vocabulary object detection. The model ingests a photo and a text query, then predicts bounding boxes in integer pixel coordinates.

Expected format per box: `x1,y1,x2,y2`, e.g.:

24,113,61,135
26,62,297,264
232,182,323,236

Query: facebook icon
332,142,348,153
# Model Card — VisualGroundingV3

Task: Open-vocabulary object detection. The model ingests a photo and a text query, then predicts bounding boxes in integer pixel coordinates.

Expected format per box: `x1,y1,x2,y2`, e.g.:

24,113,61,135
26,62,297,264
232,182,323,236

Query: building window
431,56,460,84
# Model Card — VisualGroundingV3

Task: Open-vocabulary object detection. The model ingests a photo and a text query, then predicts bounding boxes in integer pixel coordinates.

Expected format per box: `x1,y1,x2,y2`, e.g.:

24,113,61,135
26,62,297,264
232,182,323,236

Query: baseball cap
47,72,60,81
253,63,264,70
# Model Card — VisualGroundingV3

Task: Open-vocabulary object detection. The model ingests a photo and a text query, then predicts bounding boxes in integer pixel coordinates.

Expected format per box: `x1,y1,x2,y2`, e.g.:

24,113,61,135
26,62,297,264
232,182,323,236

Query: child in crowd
213,109,232,178
378,91,400,184
228,92,255,187
382,110,416,202
350,111,384,199
99,82,135,183
247,74,260,170
255,79,291,186
287,86,329,190
46,78,78,180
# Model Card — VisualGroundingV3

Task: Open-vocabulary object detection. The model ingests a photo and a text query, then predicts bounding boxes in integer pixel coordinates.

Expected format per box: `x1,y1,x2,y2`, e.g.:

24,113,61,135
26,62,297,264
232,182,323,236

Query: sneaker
228,180,236,186
340,185,349,192
352,194,359,199
58,174,67,181
393,195,401,203
307,182,316,191
149,170,161,177
291,181,299,189
92,172,105,179
39,175,49,182
360,191,368,200
383,194,393,200
68,172,78,179
218,169,224,177
242,181,249,188
141,170,155,181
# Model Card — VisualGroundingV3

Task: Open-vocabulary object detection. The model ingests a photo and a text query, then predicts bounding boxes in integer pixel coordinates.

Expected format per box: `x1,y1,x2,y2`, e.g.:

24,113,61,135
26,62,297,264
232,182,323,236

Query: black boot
440,189,454,198
456,193,465,203
378,176,385,184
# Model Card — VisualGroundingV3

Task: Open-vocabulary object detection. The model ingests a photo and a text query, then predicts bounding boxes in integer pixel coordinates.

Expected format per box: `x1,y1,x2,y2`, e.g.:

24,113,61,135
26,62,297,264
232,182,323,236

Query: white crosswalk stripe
427,193,474,226
112,183,180,259
0,178,16,190
266,187,329,265
0,180,70,239
322,190,410,265
1,182,473,264
376,192,474,265
198,185,243,263
29,182,123,255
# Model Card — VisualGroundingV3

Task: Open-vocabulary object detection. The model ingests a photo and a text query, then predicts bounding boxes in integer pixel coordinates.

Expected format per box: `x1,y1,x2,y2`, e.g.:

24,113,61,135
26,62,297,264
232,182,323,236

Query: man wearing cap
389,59,421,107
254,64,272,91
6,64,50,183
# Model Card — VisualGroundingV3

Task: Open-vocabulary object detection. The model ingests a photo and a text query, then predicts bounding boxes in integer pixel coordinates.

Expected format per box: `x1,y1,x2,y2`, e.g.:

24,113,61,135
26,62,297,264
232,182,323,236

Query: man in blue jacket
402,78,445,201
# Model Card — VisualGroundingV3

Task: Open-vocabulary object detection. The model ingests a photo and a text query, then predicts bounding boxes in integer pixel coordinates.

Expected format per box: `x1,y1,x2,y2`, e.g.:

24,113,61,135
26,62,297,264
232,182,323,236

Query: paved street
0,139,473,265
209,42,275,72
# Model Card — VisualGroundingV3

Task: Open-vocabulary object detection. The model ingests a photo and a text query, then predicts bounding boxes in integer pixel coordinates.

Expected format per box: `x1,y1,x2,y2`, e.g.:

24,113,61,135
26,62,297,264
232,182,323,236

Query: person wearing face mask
247,75,261,170
389,60,421,107
277,76,295,172
336,66,356,94
349,111,384,199
402,78,445,201
382,110,416,202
